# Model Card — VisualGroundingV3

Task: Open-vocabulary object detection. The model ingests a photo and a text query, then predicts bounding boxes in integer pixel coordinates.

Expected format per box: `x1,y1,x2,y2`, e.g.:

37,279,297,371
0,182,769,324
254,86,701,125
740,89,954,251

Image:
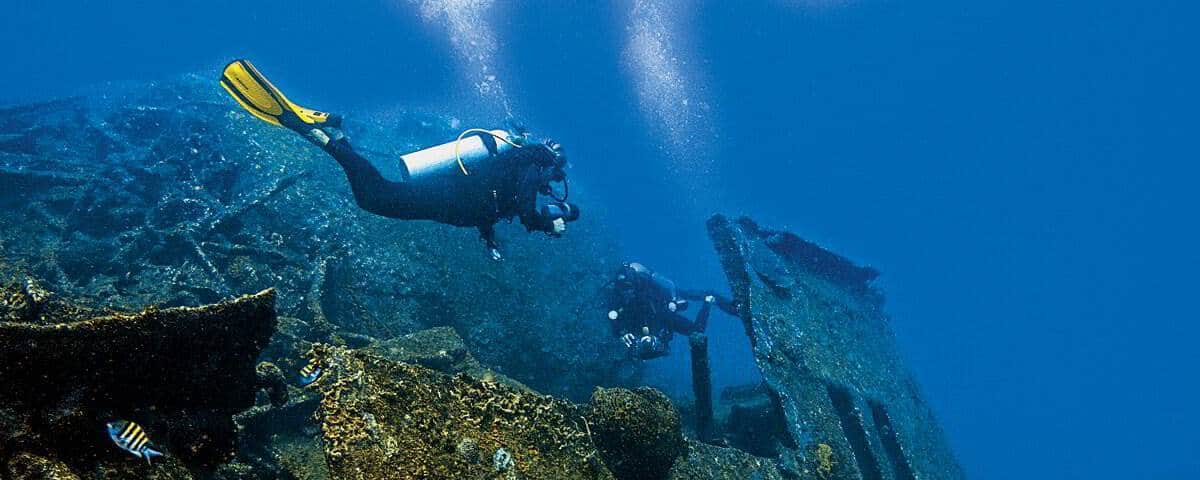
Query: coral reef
309,345,613,479
254,362,289,408
5,452,80,480
813,443,836,479
0,275,276,477
586,387,686,480
365,326,531,392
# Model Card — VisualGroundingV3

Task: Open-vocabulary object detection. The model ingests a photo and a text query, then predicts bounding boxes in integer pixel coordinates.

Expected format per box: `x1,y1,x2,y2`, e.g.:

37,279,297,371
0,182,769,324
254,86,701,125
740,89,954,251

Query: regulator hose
550,176,569,203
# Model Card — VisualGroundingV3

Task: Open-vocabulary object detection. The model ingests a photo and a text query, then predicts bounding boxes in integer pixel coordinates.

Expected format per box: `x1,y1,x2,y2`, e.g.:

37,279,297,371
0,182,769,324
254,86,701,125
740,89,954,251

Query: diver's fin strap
219,59,332,128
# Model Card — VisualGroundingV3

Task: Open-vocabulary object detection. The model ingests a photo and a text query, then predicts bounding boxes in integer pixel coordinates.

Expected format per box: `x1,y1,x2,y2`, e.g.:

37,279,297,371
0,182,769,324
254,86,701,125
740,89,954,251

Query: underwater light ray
405,0,514,118
623,0,721,209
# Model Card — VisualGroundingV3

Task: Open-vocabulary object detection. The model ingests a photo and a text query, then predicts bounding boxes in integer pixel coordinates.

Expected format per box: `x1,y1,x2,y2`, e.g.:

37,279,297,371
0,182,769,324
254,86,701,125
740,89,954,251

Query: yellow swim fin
219,59,336,129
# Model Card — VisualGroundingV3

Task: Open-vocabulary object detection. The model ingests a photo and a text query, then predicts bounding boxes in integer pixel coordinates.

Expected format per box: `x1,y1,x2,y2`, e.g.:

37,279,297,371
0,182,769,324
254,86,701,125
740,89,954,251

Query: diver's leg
322,138,412,218
680,289,738,317
220,60,413,218
694,297,713,332
665,297,713,334
665,312,701,335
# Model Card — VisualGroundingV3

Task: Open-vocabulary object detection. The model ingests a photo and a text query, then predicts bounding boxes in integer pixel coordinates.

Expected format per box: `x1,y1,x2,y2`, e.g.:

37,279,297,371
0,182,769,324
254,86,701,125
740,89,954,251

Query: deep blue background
3,1,1197,478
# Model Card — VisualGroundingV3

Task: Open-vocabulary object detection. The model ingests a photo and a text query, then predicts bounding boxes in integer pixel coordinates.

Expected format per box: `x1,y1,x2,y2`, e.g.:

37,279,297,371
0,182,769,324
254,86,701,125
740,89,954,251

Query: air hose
453,128,523,176
552,176,570,202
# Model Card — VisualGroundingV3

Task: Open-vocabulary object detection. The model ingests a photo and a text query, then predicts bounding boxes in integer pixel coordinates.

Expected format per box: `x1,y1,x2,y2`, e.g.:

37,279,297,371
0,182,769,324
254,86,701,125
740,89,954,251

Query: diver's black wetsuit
605,263,733,359
323,139,422,219
320,133,568,250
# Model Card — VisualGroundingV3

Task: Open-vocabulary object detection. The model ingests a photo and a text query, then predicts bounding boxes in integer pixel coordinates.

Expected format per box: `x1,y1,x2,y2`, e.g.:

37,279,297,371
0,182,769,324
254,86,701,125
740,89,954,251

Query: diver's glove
621,333,637,348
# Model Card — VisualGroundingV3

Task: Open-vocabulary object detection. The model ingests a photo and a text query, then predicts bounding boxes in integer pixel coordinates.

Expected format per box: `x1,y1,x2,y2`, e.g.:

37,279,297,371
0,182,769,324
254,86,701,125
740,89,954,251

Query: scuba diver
218,59,579,260
604,262,737,360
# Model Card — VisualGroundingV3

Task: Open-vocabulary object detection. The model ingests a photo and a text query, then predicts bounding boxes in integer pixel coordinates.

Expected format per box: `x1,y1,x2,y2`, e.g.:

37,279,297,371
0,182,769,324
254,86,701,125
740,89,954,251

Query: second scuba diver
604,262,737,360
219,59,579,260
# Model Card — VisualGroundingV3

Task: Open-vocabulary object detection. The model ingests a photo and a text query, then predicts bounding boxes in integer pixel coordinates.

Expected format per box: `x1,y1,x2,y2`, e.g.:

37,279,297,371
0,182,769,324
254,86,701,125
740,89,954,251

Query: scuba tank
399,129,517,182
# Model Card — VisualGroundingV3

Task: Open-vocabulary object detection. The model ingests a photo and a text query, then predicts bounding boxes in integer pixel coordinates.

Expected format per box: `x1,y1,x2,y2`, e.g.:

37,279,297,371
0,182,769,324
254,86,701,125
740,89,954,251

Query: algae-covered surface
587,387,685,480
309,345,613,480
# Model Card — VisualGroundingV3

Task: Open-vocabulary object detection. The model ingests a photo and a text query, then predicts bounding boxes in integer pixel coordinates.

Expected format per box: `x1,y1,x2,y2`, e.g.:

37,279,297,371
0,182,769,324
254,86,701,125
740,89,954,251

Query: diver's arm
677,288,713,301
650,272,694,312
678,289,737,316
514,164,551,233
519,210,555,234
519,201,574,238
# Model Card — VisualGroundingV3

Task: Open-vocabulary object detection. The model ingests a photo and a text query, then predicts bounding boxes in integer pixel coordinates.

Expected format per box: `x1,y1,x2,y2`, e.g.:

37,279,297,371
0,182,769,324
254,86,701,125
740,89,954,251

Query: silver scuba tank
399,129,516,182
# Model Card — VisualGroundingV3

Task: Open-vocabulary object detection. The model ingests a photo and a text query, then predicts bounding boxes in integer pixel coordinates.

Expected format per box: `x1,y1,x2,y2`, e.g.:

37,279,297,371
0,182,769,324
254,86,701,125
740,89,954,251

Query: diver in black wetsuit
604,262,736,360
219,59,579,260
315,122,576,259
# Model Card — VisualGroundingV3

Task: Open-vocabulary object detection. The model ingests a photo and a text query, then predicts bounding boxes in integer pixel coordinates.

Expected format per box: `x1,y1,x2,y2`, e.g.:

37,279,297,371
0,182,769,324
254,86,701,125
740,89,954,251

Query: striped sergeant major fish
299,360,323,386
106,420,164,465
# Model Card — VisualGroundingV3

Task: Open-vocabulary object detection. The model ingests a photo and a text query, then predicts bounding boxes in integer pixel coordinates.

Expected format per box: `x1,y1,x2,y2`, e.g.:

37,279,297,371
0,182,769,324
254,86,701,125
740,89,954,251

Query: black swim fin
219,59,339,131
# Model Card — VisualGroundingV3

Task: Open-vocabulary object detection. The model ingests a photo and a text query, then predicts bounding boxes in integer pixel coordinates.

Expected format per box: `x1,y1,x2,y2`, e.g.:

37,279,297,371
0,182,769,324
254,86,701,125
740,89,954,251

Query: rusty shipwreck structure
705,215,964,480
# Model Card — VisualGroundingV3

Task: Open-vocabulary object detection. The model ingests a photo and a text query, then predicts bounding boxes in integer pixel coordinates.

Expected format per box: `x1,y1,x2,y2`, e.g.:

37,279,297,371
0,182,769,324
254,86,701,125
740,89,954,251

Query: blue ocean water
2,1,1197,478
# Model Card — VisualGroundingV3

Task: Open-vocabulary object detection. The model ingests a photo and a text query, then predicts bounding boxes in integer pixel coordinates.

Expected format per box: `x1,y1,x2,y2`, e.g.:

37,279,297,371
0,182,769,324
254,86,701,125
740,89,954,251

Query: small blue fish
106,420,164,465
299,360,323,386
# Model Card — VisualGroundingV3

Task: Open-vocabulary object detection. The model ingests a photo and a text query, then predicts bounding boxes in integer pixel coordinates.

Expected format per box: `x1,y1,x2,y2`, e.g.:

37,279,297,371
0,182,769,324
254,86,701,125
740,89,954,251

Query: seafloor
0,75,962,479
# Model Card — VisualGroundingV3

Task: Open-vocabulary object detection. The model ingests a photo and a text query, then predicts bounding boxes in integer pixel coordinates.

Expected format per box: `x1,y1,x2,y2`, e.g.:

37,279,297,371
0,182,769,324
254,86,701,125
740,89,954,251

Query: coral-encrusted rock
586,387,686,480
6,452,80,480
668,441,783,480
309,345,613,480
0,277,103,324
367,326,532,392
0,277,277,474
92,459,195,480
255,361,289,408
